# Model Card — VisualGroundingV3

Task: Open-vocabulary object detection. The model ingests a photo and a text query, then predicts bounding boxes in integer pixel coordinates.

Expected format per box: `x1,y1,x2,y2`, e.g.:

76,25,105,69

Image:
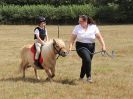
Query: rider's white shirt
72,24,100,43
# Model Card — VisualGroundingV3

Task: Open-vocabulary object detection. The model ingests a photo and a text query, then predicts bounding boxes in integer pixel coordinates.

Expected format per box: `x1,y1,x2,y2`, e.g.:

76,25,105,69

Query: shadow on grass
0,77,77,85
0,77,47,83
54,79,77,85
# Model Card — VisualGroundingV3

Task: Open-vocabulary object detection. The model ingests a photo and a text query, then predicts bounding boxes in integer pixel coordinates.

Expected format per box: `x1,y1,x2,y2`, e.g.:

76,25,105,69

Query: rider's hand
67,48,72,55
42,41,45,46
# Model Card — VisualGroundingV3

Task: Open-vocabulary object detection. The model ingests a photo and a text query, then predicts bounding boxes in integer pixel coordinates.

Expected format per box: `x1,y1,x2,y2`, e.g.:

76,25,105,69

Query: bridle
53,43,65,59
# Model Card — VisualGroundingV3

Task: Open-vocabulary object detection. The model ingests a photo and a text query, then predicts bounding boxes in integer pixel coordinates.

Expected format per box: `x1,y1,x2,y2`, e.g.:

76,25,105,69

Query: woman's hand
68,34,77,53
102,45,106,52
68,45,72,52
96,33,106,52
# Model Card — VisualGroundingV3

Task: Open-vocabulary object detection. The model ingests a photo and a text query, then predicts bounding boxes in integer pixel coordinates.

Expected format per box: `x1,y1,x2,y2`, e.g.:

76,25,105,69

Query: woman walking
69,15,106,82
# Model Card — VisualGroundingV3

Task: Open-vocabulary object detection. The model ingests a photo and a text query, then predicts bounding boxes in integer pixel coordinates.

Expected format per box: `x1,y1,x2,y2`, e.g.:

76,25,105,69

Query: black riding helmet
36,16,46,24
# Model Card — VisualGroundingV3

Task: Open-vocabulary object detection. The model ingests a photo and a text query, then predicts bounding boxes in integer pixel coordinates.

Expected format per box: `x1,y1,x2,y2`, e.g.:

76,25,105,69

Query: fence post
58,24,59,38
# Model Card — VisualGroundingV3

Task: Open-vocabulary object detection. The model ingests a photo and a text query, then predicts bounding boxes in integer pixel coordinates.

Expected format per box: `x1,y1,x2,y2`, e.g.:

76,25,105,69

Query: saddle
31,44,44,68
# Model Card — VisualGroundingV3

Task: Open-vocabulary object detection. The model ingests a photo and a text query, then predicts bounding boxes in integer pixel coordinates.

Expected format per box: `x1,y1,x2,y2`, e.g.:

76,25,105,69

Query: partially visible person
69,15,106,82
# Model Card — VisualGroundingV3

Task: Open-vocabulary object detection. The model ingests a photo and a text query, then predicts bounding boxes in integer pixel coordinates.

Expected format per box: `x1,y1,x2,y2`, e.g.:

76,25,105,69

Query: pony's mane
44,39,53,46
54,39,65,47
45,39,65,47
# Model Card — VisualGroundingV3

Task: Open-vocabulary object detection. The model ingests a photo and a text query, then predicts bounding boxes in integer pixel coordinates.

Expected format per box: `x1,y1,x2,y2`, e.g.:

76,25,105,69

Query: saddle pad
31,44,43,64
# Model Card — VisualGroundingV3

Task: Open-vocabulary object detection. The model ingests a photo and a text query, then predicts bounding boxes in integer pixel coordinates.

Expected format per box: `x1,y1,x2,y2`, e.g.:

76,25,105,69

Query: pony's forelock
54,39,65,47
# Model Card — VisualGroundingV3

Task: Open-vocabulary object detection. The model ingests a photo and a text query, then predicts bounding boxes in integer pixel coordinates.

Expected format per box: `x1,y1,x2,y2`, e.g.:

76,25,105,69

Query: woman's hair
79,15,95,24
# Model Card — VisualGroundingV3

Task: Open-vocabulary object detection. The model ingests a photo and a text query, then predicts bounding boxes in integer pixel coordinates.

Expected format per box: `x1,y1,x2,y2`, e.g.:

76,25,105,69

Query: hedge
95,4,120,23
0,4,132,24
0,0,90,5
0,4,97,24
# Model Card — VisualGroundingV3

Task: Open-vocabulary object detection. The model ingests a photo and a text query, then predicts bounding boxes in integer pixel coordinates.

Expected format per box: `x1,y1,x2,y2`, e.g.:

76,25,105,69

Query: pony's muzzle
60,51,68,57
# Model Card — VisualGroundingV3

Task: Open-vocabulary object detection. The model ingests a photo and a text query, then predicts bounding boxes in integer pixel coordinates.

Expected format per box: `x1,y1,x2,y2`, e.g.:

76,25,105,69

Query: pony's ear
53,39,56,44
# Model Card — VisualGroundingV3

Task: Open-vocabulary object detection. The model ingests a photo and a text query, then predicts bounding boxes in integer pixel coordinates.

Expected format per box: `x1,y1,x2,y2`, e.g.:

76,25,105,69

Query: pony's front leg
50,67,55,78
34,68,40,80
44,67,53,81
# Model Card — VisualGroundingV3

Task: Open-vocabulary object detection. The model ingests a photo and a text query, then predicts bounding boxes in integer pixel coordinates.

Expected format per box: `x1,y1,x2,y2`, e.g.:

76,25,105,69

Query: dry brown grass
0,25,133,99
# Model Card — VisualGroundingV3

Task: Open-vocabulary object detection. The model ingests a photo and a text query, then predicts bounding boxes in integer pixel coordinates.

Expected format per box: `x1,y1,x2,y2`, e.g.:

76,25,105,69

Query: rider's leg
34,43,41,66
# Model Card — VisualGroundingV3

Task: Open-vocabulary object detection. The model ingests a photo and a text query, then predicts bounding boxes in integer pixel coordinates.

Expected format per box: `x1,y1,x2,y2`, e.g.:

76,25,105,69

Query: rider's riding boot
34,59,39,67
34,59,43,69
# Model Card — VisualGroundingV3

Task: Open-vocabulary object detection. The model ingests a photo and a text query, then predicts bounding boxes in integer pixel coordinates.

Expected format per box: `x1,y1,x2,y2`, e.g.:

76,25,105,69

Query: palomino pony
19,39,68,81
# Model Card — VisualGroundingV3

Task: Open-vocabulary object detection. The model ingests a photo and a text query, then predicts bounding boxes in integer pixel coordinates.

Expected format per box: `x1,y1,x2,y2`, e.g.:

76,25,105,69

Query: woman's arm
96,33,106,51
69,34,77,51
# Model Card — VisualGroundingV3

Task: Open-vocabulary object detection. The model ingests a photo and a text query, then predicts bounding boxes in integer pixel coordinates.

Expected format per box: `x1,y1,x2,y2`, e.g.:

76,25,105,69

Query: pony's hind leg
20,60,26,78
20,61,29,79
22,64,29,78
23,66,26,78
34,68,40,80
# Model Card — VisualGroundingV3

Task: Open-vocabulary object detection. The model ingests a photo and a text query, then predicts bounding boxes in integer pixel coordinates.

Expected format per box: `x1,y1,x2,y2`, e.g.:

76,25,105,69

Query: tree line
0,0,132,24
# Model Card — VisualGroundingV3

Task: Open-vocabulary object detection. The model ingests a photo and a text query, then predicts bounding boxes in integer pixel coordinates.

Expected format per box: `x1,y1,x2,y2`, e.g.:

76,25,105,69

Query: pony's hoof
51,74,55,78
36,77,40,80
46,77,53,82
46,77,49,81
22,76,25,79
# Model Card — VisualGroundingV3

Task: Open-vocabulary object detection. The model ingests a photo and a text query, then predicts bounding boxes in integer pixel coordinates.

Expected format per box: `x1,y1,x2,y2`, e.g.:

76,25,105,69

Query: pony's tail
14,59,25,75
18,60,24,73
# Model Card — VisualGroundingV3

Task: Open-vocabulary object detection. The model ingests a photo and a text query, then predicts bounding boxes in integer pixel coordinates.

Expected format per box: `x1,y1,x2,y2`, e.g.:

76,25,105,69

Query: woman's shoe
87,77,93,83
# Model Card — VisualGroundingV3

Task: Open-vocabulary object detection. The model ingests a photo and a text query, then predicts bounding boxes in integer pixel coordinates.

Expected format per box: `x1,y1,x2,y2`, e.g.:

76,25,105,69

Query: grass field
0,25,133,99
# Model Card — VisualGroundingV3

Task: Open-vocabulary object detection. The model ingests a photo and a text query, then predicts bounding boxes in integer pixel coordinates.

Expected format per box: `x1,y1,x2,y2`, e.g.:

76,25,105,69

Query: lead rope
71,47,114,59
